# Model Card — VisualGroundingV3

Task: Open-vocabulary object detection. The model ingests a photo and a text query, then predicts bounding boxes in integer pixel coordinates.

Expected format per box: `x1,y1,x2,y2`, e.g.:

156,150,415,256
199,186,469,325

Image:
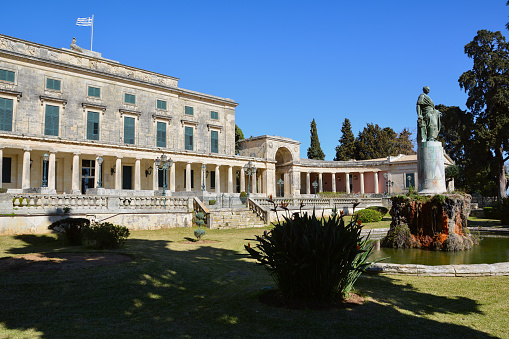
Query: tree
235,124,244,155
334,118,356,161
459,30,509,200
307,119,325,160
355,123,397,160
394,128,416,155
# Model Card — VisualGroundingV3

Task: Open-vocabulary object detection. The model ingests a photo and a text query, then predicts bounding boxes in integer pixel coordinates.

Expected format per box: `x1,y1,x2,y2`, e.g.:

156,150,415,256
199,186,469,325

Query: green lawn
0,226,508,338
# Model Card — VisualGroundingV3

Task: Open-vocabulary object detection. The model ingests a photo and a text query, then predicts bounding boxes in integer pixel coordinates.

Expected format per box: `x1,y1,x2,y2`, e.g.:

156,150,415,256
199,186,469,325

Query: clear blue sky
1,0,506,160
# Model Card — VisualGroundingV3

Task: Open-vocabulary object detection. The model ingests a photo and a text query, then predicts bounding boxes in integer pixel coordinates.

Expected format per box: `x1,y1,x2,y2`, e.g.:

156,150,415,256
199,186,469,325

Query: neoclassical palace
0,33,451,200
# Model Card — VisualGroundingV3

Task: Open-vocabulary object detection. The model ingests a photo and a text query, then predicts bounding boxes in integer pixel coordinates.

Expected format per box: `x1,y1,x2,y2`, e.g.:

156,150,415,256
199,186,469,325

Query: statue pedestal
417,141,447,194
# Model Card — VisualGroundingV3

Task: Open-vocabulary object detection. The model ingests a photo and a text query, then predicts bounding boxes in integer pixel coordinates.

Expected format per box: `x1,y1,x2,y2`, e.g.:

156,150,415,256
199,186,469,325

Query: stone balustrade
247,198,269,223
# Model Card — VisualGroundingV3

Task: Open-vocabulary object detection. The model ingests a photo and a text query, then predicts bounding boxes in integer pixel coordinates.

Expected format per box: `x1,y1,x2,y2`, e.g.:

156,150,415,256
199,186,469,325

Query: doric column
331,173,336,193
240,167,245,192
252,168,257,194
169,162,175,192
374,171,379,194
134,158,141,190
0,148,3,188
345,172,350,194
228,165,233,193
153,159,158,190
115,157,122,190
22,149,31,190
360,172,365,194
71,153,80,194
318,173,323,193
48,152,56,190
306,172,310,194
186,163,191,191
215,165,220,193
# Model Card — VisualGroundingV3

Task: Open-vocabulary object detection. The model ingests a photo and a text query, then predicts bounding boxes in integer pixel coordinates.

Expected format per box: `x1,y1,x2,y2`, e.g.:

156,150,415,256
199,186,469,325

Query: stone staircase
208,207,267,229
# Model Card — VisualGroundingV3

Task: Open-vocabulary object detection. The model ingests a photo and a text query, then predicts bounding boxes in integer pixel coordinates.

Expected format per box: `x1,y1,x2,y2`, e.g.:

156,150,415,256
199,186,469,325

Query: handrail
247,197,269,224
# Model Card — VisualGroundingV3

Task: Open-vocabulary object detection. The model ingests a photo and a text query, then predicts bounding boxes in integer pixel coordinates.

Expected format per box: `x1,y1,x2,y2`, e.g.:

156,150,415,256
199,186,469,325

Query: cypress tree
334,118,356,161
307,119,325,160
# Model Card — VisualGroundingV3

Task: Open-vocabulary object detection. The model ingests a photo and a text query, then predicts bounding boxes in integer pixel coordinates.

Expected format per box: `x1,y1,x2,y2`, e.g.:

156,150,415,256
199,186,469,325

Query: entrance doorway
123,166,132,189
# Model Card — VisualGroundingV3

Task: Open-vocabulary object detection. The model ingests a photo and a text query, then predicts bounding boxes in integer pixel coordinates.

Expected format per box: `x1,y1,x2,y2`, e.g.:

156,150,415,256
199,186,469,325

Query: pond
369,234,509,266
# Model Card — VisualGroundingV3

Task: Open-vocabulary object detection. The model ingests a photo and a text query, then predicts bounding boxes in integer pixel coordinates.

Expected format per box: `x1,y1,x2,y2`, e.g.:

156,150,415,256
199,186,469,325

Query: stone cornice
0,88,22,101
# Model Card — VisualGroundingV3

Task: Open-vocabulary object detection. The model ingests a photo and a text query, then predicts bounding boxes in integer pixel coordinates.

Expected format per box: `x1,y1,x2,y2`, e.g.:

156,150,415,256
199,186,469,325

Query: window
185,126,193,150
156,121,166,147
406,173,415,189
0,69,15,83
0,98,13,132
211,130,218,153
157,100,167,110
184,169,194,189
210,111,218,120
88,86,101,98
46,78,61,91
124,116,135,144
2,157,11,183
185,106,193,115
87,111,100,140
210,170,215,189
124,93,136,104
44,105,59,136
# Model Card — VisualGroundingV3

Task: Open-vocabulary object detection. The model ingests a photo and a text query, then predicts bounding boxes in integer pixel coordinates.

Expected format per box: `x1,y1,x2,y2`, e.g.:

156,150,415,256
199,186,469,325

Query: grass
0,225,508,338
468,216,507,228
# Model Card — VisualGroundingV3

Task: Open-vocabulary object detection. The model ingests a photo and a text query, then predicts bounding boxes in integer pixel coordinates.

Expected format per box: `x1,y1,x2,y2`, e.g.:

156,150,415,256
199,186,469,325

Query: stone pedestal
417,141,447,194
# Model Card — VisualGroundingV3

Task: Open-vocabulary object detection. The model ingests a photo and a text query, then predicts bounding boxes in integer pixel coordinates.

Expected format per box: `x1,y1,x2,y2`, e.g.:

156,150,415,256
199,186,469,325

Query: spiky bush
245,211,374,301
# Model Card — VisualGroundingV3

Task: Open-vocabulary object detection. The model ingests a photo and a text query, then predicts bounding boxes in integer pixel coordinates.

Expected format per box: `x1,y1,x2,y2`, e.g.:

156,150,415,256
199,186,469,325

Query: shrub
240,191,247,198
194,211,206,240
245,211,374,301
208,199,216,205
48,218,90,245
354,208,382,223
84,222,130,249
382,224,412,248
194,228,206,240
367,206,388,217
0,188,7,193
483,206,500,220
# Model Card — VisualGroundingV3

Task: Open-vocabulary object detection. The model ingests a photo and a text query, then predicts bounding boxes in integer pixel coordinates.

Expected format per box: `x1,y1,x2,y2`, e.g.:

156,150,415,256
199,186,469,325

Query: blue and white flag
76,17,93,26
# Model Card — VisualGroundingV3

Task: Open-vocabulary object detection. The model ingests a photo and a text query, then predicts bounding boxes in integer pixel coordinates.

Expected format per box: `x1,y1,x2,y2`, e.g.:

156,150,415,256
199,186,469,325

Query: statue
416,86,441,142
70,37,84,53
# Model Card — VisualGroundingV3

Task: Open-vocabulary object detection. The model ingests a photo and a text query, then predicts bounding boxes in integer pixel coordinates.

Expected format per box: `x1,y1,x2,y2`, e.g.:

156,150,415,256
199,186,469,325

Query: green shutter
185,126,193,150
157,121,166,147
124,117,135,144
125,93,135,104
88,86,100,98
157,100,167,110
185,106,193,115
211,130,218,153
87,111,100,140
46,78,61,91
210,111,218,120
0,69,15,83
44,105,59,136
0,98,13,132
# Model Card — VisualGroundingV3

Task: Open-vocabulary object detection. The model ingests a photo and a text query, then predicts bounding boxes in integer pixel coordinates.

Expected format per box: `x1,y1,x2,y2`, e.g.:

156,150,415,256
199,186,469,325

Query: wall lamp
145,166,153,177
354,175,358,180
110,165,116,176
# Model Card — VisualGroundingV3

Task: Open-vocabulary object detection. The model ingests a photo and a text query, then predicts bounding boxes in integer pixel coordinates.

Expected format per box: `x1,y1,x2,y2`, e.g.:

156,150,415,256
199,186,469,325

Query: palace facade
0,34,451,199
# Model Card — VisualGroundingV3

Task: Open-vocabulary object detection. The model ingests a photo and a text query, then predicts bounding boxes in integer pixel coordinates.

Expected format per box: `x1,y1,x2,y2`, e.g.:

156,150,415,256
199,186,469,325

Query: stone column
252,168,257,194
374,171,379,194
360,172,365,194
0,148,3,188
169,162,175,192
22,149,31,190
306,172,310,194
134,158,141,190
345,172,350,194
48,152,56,190
186,163,191,191
240,167,245,192
201,164,207,191
331,173,336,193
153,159,158,190
71,153,80,194
115,157,122,190
228,165,233,193
215,165,220,193
318,173,323,193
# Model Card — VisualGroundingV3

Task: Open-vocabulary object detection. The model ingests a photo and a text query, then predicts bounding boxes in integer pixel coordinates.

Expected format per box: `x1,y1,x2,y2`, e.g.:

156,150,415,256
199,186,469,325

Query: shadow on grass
0,234,499,338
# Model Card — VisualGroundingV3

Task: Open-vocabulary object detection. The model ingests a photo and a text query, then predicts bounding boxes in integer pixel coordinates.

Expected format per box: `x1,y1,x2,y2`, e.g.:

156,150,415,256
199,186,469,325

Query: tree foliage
307,119,325,160
459,29,509,200
334,118,356,161
235,124,244,155
353,124,415,160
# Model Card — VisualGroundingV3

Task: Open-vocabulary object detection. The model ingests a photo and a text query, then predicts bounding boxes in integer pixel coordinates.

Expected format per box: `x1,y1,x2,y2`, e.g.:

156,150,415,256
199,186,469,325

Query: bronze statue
416,86,441,142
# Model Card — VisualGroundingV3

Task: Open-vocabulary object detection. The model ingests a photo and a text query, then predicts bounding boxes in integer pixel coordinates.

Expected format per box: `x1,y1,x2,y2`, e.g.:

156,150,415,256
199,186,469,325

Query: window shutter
157,121,166,147
124,117,135,144
87,111,99,140
44,105,59,136
211,130,218,153
185,126,193,150
0,98,13,132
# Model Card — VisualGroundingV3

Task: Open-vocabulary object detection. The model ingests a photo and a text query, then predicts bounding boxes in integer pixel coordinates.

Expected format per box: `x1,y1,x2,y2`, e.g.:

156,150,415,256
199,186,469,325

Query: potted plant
240,191,247,204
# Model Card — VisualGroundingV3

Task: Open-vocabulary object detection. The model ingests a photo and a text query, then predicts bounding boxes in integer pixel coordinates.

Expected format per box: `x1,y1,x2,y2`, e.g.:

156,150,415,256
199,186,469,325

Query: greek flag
76,17,93,26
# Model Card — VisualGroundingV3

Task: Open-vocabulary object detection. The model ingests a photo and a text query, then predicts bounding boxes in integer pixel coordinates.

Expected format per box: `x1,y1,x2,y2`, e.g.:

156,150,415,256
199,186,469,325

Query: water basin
370,234,509,266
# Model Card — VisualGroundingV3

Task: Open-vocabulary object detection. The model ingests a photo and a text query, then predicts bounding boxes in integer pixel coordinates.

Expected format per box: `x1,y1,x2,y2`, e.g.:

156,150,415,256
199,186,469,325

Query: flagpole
91,14,94,51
